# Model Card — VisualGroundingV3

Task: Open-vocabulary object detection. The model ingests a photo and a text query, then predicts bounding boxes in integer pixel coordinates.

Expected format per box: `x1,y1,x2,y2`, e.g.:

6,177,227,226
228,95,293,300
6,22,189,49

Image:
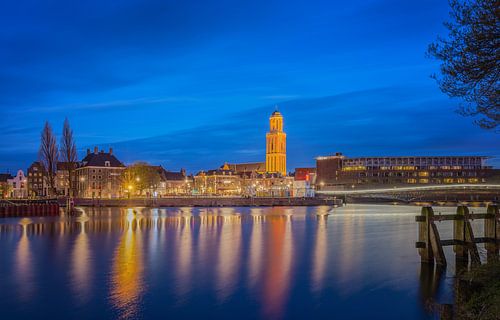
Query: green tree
0,183,12,199
428,0,499,129
122,162,161,197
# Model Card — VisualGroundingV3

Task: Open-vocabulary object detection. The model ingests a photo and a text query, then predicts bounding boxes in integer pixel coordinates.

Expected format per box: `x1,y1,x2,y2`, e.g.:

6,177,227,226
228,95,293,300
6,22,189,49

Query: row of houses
4,149,497,199
0,112,315,198
0,146,316,199
0,147,189,199
193,163,316,197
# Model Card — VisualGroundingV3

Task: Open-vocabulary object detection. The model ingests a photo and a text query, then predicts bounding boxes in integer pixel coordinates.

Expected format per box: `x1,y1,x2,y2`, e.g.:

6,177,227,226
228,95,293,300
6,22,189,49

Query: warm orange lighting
110,213,144,318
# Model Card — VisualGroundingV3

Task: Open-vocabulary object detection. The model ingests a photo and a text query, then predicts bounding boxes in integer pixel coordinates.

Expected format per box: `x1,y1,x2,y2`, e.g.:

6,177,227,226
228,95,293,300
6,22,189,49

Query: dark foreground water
0,205,487,319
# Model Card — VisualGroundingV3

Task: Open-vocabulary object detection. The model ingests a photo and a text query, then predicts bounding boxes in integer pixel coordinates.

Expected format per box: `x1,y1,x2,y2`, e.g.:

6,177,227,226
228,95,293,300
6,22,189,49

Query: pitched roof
155,166,186,181
0,173,13,182
163,171,185,181
196,167,236,176
80,151,124,168
227,162,265,173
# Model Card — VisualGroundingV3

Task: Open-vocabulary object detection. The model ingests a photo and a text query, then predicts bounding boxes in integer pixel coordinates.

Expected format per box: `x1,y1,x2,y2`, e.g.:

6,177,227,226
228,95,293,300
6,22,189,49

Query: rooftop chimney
109,147,113,155
87,148,90,155
94,146,98,154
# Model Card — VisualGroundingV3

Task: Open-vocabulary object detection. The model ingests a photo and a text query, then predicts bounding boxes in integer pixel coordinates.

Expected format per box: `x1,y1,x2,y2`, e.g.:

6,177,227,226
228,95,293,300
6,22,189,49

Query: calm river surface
0,204,487,319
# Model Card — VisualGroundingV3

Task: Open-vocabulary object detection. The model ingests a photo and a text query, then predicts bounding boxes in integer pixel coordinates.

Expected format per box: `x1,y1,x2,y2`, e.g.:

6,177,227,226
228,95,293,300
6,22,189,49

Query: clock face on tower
265,110,287,176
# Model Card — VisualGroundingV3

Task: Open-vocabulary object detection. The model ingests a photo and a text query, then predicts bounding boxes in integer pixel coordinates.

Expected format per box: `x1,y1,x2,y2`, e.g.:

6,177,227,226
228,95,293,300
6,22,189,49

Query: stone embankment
74,196,342,207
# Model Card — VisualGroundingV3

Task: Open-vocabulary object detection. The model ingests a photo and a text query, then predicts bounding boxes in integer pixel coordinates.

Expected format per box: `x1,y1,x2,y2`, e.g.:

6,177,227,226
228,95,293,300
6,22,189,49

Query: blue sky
1,0,498,173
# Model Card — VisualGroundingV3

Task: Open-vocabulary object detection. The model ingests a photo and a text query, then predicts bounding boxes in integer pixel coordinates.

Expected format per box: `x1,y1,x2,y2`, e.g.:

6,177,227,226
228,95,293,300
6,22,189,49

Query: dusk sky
1,0,498,173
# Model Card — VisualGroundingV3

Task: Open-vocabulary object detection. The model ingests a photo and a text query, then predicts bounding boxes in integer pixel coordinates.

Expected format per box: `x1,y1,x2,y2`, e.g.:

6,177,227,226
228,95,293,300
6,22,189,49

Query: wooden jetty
415,204,499,266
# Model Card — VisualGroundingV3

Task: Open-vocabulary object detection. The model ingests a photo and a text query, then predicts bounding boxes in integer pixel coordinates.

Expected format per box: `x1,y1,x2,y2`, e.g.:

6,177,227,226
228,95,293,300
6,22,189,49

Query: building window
105,161,110,167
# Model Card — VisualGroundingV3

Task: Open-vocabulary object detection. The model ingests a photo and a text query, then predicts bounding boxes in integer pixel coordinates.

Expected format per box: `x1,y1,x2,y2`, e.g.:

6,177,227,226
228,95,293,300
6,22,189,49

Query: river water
0,204,488,319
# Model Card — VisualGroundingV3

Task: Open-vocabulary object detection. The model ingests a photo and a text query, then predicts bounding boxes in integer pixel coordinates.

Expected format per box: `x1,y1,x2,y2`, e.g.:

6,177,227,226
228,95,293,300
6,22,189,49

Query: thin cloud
21,96,200,113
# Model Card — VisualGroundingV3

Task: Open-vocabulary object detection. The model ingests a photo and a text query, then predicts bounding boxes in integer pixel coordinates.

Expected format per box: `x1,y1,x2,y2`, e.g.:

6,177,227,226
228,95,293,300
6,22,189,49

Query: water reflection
14,218,34,301
215,209,242,301
335,210,365,296
248,209,264,289
311,214,327,293
418,264,446,311
109,209,145,319
0,205,460,319
176,209,194,299
71,216,92,305
262,208,293,319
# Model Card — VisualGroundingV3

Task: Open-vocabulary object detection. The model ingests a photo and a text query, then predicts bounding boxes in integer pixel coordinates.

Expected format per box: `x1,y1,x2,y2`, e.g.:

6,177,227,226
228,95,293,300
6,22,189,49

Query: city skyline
1,0,499,173
0,1,498,318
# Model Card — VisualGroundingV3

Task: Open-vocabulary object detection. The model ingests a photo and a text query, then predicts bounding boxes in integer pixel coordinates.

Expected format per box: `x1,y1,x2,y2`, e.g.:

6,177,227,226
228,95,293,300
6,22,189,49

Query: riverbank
453,261,500,320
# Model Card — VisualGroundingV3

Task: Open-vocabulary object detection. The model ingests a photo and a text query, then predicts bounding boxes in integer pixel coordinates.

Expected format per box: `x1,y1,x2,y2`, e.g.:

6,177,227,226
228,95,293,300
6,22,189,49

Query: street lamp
127,184,133,199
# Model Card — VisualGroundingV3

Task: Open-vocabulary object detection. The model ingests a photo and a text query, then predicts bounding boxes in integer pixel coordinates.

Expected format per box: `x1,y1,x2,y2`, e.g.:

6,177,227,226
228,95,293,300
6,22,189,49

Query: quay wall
0,200,60,218
73,197,341,207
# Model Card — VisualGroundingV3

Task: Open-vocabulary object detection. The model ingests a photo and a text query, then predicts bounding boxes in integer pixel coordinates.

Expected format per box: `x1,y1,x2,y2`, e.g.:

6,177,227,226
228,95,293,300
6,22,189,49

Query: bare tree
60,118,78,197
39,121,58,197
428,0,499,130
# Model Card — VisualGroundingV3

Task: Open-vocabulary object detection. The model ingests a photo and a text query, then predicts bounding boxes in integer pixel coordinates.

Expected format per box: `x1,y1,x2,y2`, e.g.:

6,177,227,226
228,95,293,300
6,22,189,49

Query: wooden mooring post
416,204,499,266
484,204,499,261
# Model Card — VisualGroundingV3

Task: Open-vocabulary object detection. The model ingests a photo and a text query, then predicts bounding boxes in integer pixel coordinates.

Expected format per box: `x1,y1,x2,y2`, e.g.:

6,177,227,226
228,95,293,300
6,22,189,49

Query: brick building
76,147,125,198
316,153,498,190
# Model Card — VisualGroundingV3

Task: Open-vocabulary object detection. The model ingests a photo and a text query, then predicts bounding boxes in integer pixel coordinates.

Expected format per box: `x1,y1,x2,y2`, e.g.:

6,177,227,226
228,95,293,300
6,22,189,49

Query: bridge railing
318,183,500,195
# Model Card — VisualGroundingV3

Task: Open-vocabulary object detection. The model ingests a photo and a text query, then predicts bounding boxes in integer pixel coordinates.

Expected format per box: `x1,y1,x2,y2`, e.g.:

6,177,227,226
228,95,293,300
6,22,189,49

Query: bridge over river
316,184,500,203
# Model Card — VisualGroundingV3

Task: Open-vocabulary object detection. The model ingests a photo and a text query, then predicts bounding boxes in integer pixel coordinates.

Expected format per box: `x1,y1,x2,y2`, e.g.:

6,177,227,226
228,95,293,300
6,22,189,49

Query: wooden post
464,215,481,266
454,206,467,260
457,205,481,266
484,204,499,261
418,206,434,264
430,220,447,266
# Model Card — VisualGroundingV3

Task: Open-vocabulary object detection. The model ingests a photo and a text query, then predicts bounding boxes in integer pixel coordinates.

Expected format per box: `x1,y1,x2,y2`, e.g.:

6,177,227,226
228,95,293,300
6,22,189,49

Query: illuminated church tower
266,109,287,176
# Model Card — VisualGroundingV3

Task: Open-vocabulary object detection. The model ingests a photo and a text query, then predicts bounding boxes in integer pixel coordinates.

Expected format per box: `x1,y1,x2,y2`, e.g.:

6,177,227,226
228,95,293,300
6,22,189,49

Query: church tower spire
266,109,287,176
